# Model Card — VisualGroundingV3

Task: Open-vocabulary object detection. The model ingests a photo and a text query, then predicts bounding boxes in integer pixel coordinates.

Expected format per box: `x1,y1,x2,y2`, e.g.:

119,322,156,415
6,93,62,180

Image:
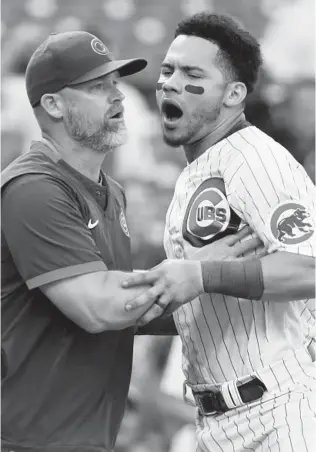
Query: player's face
61,72,127,152
156,35,228,147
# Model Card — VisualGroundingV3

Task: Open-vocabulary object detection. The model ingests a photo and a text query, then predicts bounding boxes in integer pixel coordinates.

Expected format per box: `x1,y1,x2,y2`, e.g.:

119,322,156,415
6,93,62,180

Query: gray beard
75,128,127,152
65,109,127,153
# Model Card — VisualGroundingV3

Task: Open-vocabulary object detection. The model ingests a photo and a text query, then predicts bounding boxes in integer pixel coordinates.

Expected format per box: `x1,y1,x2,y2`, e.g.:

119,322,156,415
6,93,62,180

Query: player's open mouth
161,99,183,125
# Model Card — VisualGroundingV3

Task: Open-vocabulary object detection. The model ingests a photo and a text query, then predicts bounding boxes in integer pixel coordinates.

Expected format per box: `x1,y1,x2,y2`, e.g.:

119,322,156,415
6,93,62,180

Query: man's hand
123,260,203,325
123,226,266,326
185,225,265,261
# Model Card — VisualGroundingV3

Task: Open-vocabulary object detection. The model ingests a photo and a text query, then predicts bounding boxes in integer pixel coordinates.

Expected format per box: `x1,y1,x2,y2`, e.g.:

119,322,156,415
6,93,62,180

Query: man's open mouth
110,111,124,119
161,100,183,122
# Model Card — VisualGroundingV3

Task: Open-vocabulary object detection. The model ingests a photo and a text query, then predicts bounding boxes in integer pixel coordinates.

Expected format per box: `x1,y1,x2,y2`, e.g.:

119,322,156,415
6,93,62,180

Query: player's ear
40,93,64,119
223,82,247,107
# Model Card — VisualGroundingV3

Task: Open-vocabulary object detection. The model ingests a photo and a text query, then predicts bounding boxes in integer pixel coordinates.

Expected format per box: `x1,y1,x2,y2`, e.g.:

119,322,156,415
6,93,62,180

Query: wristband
201,259,264,300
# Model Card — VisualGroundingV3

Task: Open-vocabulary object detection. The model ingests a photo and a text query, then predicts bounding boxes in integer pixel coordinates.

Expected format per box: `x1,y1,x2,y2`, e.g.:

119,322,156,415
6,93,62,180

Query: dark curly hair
175,12,262,94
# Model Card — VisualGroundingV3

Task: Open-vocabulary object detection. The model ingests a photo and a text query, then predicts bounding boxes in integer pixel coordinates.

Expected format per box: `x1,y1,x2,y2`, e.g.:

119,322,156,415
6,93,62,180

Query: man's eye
188,74,201,79
91,83,103,90
161,69,172,76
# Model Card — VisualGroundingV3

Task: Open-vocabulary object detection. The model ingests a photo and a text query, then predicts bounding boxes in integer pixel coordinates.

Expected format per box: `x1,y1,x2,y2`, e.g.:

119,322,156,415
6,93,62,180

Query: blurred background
1,0,315,450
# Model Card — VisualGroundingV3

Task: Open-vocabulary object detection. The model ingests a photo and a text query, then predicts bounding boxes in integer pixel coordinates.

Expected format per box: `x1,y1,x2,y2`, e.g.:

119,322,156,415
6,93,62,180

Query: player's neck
184,112,246,163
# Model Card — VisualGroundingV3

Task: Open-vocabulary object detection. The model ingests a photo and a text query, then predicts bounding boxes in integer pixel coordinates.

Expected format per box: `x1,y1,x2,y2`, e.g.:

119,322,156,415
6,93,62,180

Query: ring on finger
155,299,165,310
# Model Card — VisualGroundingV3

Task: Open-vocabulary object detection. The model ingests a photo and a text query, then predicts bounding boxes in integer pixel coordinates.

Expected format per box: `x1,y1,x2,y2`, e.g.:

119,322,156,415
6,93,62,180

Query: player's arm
199,251,315,302
1,176,156,334
133,226,263,330
119,252,315,320
120,226,268,326
201,138,316,302
258,252,315,301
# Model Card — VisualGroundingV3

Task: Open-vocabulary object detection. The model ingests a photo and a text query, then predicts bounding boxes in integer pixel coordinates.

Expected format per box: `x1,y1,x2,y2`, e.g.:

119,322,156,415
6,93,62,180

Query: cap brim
69,58,147,85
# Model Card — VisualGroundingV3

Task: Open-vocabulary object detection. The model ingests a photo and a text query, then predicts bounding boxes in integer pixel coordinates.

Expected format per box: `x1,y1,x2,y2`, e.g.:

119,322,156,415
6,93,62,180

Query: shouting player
123,13,316,452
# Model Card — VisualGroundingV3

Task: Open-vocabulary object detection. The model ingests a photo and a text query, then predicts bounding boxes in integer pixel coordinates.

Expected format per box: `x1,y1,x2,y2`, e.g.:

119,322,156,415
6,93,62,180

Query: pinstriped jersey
164,125,316,385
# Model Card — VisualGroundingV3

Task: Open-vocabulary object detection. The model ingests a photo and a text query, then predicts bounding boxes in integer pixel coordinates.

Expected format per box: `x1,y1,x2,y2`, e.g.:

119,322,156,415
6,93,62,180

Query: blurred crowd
1,0,314,450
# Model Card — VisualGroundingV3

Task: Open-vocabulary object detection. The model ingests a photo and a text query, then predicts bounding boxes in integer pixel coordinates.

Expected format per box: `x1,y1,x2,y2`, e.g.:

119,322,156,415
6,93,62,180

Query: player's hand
185,226,266,261
123,260,203,325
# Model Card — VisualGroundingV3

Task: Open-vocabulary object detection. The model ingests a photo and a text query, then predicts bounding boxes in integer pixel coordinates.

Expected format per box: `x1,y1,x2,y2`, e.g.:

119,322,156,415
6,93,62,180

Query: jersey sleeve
225,128,316,256
1,174,107,289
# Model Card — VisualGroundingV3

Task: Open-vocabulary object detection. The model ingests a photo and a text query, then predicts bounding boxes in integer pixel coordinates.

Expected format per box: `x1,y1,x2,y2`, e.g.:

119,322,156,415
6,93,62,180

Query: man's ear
223,82,247,107
40,93,64,119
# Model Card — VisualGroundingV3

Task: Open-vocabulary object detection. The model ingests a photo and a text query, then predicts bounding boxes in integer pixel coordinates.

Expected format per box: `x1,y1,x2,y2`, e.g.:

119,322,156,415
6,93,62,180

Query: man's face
60,72,127,152
156,35,228,147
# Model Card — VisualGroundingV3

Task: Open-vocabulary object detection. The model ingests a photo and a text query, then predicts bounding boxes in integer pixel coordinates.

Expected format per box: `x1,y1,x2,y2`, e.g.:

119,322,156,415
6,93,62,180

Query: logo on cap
270,201,314,245
91,37,109,56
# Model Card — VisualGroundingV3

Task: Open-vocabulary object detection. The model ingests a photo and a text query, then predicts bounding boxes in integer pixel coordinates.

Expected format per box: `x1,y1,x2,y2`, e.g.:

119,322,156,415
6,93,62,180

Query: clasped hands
122,226,265,326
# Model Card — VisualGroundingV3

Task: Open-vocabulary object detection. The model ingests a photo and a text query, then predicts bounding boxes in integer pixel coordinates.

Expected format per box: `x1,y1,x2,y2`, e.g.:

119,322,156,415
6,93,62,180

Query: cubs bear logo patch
270,201,314,245
183,177,241,247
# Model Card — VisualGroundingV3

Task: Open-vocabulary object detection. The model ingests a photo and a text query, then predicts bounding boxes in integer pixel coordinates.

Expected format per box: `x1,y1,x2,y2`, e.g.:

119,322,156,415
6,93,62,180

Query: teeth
165,116,178,121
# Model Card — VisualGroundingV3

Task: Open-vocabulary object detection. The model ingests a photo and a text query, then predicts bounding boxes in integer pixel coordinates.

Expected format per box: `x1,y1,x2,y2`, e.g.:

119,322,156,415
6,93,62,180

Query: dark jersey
1,141,133,451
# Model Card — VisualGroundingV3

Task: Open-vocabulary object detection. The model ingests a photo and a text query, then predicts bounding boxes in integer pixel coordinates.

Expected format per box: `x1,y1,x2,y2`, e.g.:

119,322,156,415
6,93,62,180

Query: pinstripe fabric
164,126,316,451
195,348,316,451
164,126,316,386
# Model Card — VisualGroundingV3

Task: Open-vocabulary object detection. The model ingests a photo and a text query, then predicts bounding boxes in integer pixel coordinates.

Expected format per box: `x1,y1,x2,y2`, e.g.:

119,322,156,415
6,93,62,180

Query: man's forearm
201,252,315,302
260,252,315,301
95,271,159,330
41,270,156,333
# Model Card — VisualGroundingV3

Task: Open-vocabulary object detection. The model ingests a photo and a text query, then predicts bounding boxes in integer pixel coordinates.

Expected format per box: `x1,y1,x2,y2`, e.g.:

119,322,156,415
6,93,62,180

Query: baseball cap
25,31,148,107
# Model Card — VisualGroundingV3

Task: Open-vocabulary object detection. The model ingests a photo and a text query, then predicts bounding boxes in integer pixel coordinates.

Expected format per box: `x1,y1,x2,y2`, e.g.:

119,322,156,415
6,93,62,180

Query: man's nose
162,73,182,94
111,86,125,103
116,87,125,102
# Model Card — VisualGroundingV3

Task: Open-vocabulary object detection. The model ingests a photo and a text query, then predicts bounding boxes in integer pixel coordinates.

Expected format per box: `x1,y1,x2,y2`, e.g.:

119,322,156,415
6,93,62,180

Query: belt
193,377,267,416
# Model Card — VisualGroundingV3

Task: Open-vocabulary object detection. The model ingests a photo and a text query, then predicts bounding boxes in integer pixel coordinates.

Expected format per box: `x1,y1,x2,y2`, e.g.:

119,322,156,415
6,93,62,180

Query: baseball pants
195,347,316,452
